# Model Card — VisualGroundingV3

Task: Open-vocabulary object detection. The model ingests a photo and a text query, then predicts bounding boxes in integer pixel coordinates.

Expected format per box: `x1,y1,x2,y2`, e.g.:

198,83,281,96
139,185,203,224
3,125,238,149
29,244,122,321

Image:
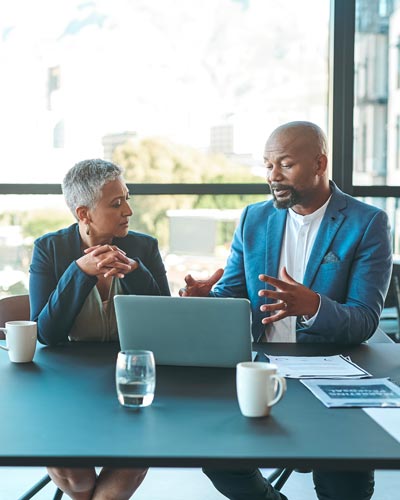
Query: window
0,194,266,297
397,115,400,171
0,0,330,297
0,0,329,185
353,0,400,188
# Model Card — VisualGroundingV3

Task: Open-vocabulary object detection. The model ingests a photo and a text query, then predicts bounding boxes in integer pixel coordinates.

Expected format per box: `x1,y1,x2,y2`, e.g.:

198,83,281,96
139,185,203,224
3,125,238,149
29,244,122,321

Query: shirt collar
288,195,332,225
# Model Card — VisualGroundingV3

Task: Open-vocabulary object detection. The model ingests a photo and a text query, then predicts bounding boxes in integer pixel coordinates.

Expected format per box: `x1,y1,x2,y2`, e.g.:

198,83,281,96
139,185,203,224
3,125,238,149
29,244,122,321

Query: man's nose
268,165,284,182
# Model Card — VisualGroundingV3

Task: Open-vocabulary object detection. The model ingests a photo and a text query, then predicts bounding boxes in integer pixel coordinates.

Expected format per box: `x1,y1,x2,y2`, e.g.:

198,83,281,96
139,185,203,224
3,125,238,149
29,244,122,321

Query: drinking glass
116,350,156,408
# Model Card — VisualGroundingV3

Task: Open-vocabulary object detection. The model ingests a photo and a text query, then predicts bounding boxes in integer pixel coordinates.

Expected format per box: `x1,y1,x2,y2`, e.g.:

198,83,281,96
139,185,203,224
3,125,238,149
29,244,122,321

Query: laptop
114,295,252,367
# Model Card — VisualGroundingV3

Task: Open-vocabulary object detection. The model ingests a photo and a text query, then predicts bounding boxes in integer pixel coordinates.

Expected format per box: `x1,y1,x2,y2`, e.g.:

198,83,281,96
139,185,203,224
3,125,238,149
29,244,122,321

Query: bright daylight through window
0,0,329,296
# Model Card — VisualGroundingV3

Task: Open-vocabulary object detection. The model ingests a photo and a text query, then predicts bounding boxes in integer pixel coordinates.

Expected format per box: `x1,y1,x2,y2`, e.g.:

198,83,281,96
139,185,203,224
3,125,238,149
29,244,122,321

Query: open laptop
114,295,252,367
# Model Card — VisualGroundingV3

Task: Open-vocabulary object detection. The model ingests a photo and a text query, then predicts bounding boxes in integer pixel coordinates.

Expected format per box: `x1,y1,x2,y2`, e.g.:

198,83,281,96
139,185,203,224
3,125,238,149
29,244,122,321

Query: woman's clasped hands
77,244,138,278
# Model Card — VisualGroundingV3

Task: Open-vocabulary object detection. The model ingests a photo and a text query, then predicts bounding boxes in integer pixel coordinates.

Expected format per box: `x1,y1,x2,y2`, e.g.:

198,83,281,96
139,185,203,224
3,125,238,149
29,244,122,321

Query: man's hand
179,268,224,297
77,245,138,278
258,266,320,324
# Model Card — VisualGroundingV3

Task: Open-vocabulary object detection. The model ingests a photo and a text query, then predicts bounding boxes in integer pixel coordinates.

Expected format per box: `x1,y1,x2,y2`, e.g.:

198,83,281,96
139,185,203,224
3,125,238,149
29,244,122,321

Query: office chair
0,295,63,500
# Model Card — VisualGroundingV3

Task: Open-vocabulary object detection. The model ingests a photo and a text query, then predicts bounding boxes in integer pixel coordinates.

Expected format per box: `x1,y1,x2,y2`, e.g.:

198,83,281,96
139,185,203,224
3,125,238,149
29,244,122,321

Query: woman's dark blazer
29,223,170,345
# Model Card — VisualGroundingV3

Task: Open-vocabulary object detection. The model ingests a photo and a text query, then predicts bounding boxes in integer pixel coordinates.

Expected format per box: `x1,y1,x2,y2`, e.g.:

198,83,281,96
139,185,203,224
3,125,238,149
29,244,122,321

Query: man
180,121,392,500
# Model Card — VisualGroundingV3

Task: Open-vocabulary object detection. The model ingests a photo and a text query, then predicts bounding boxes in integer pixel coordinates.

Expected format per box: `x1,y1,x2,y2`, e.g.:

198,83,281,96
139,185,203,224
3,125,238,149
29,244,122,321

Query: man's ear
316,154,328,175
76,206,91,224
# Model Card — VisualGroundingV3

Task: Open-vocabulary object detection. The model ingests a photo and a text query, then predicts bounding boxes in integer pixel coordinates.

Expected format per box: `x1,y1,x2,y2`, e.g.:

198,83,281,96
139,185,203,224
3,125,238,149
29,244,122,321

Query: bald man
181,121,392,500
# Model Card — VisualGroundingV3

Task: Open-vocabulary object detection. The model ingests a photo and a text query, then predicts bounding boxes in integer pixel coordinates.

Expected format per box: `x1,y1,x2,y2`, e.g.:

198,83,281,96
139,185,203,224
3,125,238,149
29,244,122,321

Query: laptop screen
114,295,252,367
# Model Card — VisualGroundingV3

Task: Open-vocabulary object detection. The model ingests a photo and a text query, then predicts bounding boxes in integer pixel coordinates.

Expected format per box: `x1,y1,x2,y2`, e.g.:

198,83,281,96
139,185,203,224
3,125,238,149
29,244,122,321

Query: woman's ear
76,206,90,224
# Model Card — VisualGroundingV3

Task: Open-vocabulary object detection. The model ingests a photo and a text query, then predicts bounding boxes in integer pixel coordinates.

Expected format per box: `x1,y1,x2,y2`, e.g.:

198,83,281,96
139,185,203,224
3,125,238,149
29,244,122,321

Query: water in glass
117,378,155,407
116,350,156,408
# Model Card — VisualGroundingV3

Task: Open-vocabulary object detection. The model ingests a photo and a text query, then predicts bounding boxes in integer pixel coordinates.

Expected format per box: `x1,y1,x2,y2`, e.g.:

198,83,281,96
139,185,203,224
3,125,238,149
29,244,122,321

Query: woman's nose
123,201,133,216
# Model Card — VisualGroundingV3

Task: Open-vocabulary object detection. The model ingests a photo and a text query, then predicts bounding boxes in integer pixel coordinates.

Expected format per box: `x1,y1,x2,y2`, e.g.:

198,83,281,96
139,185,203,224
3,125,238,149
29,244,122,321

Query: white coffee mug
236,362,287,417
0,321,37,363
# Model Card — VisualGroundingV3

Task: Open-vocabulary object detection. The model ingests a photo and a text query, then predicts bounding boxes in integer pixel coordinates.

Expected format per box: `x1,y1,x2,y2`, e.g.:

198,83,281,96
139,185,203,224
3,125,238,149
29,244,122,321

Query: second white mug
236,361,286,417
0,320,37,363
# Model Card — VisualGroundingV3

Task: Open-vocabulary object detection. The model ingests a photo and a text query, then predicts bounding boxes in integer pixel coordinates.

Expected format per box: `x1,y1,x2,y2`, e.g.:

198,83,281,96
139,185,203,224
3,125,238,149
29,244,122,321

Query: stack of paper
265,354,371,379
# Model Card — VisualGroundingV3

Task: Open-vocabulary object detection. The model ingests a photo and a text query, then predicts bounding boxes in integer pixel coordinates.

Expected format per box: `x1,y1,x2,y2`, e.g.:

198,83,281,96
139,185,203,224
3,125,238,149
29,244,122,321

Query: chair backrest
384,262,400,313
0,295,30,339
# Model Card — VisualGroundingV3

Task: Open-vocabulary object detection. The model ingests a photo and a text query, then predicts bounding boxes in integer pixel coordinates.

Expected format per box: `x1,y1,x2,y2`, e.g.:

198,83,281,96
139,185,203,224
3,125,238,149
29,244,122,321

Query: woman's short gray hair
62,159,124,218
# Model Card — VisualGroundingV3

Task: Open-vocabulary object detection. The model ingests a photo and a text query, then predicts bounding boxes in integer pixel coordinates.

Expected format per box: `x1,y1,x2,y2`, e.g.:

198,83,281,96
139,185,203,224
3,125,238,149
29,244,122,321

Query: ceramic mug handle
268,374,287,407
0,328,9,351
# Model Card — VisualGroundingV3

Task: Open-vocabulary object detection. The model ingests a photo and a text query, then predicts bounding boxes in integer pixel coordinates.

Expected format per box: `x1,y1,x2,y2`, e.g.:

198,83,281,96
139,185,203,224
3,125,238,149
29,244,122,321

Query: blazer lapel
303,186,346,288
265,208,287,292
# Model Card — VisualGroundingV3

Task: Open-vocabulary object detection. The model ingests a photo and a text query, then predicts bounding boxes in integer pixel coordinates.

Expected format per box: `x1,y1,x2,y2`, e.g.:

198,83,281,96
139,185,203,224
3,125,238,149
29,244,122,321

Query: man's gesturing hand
258,266,320,324
179,268,224,297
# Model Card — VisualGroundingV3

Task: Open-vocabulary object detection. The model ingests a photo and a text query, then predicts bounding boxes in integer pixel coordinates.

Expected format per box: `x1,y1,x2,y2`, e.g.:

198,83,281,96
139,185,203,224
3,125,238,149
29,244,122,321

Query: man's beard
270,184,302,209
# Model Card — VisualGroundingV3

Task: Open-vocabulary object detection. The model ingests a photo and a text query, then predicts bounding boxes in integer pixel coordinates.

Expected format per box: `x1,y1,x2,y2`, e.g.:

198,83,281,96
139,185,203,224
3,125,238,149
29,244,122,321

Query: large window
0,0,329,185
0,0,330,297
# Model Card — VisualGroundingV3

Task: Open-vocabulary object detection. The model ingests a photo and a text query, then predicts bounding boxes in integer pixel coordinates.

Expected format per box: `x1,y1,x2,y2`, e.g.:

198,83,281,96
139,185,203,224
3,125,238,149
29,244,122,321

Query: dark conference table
1,341,400,470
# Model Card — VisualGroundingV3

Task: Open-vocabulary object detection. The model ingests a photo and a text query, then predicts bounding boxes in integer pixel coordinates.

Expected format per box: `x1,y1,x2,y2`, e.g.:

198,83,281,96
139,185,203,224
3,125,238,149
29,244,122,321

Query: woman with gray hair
29,158,170,499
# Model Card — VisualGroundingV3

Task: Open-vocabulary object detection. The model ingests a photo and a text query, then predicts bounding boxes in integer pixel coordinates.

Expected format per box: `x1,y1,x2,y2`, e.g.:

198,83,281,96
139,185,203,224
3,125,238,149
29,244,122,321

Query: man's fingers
258,290,287,304
261,311,287,324
184,274,195,287
207,268,224,285
259,274,290,290
280,266,297,284
182,268,223,295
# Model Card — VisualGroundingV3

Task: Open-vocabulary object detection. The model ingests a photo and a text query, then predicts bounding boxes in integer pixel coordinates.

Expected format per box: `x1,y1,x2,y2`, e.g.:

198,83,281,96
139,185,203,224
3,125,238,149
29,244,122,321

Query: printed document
301,378,400,408
265,354,371,379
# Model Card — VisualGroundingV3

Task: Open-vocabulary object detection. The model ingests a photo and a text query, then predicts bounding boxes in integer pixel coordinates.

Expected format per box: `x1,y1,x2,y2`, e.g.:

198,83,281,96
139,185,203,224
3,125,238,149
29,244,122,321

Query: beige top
68,278,124,342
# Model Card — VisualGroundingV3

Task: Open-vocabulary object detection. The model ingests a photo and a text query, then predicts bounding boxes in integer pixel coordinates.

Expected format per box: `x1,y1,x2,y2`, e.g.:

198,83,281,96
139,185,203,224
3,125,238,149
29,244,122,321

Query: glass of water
116,350,156,408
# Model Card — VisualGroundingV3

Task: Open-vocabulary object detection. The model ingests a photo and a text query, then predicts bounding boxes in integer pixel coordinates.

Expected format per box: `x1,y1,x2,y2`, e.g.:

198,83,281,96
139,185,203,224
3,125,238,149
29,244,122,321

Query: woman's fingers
95,251,130,267
86,244,127,258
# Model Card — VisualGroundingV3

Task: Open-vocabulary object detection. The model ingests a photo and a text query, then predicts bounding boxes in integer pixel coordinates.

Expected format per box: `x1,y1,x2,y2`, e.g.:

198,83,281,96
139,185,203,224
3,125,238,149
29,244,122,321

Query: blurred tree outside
113,137,264,248
21,210,74,241
0,209,73,296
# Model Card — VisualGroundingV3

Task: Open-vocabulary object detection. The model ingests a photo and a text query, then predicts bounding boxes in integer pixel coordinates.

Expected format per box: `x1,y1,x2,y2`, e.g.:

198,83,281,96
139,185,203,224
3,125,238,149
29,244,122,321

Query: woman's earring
86,223,90,236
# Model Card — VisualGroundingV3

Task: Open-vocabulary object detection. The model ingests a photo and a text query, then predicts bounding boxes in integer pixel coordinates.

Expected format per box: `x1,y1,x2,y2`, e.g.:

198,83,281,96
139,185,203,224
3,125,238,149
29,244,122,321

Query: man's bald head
266,121,328,157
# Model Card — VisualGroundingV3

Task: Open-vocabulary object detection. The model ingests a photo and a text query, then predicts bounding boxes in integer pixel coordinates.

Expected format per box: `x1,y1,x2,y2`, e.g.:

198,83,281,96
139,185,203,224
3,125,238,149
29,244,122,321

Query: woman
29,158,170,500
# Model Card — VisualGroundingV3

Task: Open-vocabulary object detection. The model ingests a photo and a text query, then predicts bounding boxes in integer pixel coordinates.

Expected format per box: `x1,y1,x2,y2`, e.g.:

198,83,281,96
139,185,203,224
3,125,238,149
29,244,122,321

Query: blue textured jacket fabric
212,182,392,344
29,223,170,345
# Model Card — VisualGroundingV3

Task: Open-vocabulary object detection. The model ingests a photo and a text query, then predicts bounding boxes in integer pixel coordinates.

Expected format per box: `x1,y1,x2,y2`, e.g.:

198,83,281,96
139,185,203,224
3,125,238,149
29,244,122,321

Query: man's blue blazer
212,182,392,344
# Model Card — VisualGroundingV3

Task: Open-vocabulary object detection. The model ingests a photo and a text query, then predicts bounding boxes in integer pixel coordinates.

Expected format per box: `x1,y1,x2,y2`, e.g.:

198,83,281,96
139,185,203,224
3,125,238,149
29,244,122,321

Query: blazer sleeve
211,206,249,299
298,209,393,344
29,238,97,346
